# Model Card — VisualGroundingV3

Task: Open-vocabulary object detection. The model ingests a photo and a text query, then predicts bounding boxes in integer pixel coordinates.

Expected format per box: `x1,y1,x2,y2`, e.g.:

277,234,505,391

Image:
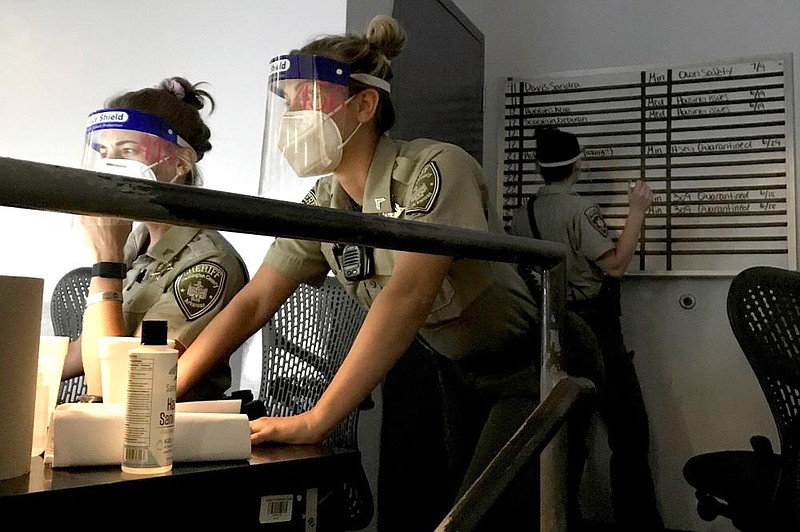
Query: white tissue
47,401,251,467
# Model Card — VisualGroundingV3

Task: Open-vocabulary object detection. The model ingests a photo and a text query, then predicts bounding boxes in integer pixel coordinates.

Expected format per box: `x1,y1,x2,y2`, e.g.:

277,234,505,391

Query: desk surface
0,445,361,529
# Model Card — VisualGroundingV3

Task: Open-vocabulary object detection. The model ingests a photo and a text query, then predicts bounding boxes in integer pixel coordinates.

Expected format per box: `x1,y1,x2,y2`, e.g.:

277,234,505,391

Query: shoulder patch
406,161,441,215
173,261,227,321
301,189,317,206
584,205,609,237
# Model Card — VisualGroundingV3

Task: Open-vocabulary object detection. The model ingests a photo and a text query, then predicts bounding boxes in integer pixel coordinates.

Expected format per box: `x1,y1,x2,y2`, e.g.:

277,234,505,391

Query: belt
566,297,601,314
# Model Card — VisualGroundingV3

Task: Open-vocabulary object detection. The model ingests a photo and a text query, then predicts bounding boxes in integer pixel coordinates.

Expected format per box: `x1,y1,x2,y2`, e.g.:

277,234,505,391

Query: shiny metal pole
540,262,568,532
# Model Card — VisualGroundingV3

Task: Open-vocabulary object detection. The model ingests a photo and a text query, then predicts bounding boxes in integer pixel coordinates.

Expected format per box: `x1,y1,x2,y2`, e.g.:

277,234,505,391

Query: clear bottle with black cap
122,320,177,474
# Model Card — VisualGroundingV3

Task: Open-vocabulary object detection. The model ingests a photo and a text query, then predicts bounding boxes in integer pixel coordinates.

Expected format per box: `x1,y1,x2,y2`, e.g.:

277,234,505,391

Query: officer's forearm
176,263,298,398
599,210,646,277
312,253,451,437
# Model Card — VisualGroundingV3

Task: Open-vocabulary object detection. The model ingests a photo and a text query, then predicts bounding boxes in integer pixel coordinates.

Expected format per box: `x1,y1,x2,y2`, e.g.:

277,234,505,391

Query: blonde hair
298,15,406,133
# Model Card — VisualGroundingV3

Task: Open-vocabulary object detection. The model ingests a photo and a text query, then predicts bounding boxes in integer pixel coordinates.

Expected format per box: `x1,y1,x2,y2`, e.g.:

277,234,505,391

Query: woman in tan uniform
510,126,663,530
62,77,248,401
178,16,600,530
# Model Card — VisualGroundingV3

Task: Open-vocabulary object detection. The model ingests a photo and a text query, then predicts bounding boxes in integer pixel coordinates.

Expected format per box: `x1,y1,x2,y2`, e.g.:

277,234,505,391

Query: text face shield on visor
259,55,351,200
82,108,181,181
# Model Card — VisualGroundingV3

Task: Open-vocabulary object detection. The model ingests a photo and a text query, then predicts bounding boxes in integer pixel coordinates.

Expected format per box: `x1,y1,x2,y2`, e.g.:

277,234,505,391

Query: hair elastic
157,78,186,100
351,73,391,93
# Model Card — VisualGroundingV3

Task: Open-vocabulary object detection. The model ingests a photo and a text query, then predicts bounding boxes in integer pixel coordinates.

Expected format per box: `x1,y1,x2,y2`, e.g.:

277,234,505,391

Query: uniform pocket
122,280,168,325
424,277,461,327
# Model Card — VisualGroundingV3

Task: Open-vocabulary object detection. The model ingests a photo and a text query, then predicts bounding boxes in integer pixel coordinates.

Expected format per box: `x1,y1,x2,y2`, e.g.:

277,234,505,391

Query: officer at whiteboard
509,126,664,531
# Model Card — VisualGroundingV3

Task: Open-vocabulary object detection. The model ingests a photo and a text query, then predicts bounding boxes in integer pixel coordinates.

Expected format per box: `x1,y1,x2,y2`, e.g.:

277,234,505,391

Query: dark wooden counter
0,445,361,530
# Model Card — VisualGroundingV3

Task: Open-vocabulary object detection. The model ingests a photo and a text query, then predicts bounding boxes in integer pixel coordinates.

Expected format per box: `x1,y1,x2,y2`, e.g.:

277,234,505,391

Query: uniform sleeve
263,236,330,285
263,180,331,285
403,145,490,232
508,205,533,238
134,250,248,348
575,203,616,262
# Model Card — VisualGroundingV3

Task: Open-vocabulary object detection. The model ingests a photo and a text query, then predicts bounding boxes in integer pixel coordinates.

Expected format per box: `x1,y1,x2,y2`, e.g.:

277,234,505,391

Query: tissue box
47,401,251,467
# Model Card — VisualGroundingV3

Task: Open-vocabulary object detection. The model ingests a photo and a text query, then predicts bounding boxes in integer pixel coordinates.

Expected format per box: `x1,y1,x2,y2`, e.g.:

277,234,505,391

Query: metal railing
435,376,596,531
0,156,593,531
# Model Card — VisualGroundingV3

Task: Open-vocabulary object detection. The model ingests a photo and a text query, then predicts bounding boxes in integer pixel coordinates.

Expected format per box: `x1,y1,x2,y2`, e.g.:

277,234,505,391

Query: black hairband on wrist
91,262,128,280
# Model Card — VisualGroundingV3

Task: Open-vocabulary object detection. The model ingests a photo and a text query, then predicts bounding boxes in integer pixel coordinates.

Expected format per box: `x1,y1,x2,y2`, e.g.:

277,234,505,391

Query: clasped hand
78,215,132,262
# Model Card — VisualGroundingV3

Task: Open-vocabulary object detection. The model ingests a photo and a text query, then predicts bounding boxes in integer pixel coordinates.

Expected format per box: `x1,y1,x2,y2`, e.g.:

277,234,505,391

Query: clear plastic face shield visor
259,54,355,200
82,108,188,182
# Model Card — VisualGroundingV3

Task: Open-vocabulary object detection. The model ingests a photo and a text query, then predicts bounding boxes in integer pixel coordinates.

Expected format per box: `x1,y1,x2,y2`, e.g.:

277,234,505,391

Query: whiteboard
500,54,796,275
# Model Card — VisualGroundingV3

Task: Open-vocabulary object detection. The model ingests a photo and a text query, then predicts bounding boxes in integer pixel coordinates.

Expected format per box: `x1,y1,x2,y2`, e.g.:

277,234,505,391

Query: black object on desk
0,445,362,530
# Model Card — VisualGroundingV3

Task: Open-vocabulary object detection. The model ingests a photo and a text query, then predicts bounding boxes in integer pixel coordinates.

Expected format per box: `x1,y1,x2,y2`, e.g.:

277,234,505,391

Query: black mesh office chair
50,266,91,404
683,266,800,530
261,275,374,530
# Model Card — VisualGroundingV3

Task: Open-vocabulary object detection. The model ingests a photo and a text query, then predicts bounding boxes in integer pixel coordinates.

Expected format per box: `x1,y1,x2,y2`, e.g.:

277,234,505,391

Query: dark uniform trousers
378,313,604,532
378,338,540,532
568,279,664,531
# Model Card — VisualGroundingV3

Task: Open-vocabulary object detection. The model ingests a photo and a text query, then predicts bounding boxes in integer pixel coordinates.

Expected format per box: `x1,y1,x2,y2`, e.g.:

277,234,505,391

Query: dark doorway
392,0,485,163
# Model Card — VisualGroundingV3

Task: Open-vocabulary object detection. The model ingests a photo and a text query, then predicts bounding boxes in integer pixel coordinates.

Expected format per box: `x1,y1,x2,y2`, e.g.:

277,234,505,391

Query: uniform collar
330,179,353,211
538,182,577,196
361,135,398,214
328,135,398,214
143,225,202,262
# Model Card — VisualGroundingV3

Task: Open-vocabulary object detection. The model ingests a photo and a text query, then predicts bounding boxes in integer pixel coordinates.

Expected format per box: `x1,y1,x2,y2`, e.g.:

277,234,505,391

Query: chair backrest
51,266,91,404
727,266,800,526
261,275,372,529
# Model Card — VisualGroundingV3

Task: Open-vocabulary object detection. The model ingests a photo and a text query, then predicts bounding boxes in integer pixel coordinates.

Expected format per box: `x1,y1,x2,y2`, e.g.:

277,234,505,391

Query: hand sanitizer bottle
122,320,177,474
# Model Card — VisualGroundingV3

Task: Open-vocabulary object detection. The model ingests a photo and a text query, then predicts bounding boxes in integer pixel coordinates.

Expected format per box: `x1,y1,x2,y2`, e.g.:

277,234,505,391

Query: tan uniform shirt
123,224,248,399
509,182,615,301
265,136,537,361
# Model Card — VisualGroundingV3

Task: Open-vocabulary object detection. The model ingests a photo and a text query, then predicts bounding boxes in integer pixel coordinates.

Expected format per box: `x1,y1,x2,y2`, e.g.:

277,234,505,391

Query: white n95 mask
276,98,361,178
95,158,159,181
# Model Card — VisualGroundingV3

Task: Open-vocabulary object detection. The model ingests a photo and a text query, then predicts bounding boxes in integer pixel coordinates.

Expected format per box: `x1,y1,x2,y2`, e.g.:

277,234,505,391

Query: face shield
82,108,185,182
259,54,353,200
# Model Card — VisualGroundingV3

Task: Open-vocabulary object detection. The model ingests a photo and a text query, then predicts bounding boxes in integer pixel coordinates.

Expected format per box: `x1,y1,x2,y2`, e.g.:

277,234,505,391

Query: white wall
0,0,348,392
451,1,800,530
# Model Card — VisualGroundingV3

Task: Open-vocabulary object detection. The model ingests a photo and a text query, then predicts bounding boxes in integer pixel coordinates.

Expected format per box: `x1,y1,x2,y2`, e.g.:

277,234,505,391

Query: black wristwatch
91,262,128,279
